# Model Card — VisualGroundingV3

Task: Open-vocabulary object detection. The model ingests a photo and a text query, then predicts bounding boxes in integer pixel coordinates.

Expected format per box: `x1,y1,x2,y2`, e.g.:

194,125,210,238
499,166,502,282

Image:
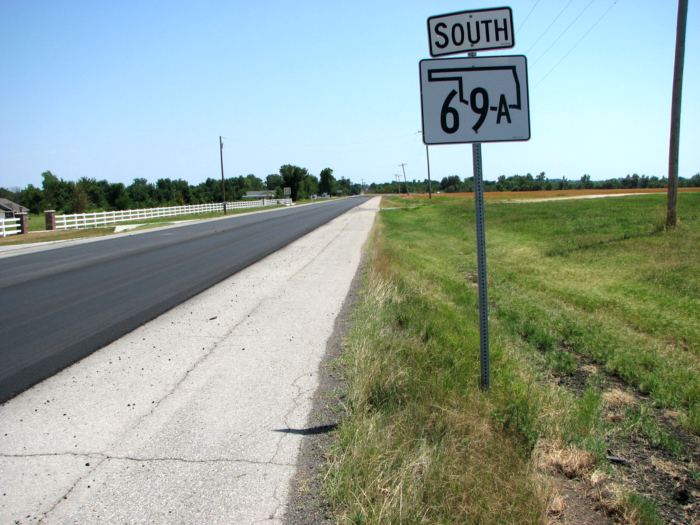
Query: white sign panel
420,55,530,145
428,7,514,57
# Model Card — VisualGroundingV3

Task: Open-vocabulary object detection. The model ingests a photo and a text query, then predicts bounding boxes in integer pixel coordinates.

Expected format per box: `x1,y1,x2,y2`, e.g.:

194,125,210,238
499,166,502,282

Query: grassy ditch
327,193,699,523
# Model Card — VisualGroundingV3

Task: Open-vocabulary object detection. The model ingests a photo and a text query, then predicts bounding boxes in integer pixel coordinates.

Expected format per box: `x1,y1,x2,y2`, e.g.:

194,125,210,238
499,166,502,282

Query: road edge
282,239,368,524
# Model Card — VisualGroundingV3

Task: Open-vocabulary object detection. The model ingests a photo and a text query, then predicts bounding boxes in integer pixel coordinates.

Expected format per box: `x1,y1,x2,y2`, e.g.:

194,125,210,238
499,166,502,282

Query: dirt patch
537,343,700,524
283,255,365,524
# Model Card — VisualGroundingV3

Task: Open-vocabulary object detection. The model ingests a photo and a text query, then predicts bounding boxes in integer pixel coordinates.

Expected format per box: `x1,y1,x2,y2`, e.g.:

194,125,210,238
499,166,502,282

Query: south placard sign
420,55,530,145
427,7,514,57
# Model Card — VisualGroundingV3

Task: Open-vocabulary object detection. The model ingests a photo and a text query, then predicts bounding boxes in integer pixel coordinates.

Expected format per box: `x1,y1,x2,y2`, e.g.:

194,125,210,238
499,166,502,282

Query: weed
623,405,684,456
623,492,663,525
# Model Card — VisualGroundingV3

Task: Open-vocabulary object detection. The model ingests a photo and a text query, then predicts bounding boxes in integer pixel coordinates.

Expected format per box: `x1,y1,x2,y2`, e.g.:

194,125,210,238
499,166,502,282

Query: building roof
0,198,28,214
244,190,275,198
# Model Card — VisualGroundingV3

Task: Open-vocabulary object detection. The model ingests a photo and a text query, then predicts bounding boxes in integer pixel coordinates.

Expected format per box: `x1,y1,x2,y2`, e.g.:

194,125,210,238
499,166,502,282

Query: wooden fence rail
54,199,292,230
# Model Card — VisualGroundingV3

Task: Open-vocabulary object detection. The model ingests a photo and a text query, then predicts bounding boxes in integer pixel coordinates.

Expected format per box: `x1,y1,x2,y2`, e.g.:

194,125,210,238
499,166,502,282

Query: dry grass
533,440,596,479
603,389,636,409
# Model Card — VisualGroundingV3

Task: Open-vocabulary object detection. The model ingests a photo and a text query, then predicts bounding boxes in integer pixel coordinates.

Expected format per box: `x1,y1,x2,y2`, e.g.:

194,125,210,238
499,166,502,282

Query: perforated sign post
421,8,529,390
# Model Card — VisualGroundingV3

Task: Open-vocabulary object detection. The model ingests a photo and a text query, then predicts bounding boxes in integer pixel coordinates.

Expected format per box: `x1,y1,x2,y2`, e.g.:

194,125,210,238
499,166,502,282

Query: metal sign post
468,48,490,390
472,143,489,388
420,8,530,390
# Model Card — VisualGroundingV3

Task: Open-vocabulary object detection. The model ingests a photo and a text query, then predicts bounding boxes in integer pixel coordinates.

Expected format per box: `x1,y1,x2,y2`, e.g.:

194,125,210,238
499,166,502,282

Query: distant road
0,198,369,402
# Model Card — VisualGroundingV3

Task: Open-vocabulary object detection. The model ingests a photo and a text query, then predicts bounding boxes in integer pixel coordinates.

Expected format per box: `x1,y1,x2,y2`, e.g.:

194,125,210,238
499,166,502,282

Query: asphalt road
0,197,369,403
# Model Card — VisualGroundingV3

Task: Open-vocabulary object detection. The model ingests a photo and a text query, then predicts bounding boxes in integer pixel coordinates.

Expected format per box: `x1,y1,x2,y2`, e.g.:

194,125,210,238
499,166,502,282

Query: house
243,190,275,199
0,198,28,219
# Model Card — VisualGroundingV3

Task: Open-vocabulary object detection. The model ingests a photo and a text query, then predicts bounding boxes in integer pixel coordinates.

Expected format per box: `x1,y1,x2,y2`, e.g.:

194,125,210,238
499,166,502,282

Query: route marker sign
427,7,514,57
419,55,530,145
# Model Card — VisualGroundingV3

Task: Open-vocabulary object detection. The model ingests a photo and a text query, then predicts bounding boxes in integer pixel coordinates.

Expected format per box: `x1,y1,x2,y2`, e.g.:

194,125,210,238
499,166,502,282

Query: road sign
283,186,291,197
419,55,530,145
427,7,514,57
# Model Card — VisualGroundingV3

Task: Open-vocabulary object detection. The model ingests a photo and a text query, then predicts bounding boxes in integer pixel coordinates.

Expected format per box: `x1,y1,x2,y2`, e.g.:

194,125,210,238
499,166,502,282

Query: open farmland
327,192,699,524
404,187,700,201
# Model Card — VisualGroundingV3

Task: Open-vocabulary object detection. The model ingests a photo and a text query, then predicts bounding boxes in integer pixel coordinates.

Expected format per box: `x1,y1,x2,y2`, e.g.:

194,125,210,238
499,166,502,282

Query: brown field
398,187,700,200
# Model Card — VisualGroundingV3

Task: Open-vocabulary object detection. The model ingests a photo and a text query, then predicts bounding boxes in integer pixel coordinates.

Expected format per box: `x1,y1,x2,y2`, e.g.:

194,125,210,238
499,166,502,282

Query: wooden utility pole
425,145,433,199
399,163,410,196
219,136,227,215
666,0,688,228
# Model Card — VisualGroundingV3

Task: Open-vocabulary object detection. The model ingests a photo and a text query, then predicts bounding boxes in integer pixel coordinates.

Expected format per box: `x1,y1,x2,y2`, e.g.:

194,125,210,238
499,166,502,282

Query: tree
17,184,44,213
244,174,265,191
440,175,462,193
280,164,309,201
107,183,131,210
42,171,74,212
580,174,593,189
266,174,282,190
76,177,109,210
71,185,89,213
127,178,155,208
319,167,336,195
336,177,354,196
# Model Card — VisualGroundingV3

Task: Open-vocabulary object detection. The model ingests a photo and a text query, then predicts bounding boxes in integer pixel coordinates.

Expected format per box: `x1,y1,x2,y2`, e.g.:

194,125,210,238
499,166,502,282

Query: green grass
327,192,699,523
623,493,663,525
0,227,115,245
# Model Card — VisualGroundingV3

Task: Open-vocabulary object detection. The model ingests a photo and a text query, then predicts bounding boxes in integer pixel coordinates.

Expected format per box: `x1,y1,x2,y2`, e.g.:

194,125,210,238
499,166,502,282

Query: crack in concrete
32,295,276,523
252,479,284,524
0,451,295,468
37,454,109,525
289,217,352,280
270,371,313,465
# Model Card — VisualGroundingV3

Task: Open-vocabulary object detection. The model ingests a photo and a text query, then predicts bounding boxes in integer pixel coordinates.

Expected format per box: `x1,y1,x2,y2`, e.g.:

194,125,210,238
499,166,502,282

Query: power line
516,0,542,35
531,0,597,67
535,0,620,87
525,0,576,54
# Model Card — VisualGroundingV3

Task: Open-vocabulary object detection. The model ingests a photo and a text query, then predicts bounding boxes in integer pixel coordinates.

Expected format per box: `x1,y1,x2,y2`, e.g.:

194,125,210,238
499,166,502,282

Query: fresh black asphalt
0,198,369,403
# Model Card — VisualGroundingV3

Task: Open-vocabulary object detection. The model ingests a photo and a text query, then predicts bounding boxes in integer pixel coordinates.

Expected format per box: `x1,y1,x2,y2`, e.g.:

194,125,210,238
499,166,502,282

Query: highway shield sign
419,55,530,145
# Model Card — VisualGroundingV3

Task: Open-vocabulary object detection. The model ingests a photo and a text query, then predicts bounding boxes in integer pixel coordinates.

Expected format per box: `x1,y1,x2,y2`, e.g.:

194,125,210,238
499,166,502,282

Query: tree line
1,166,361,214
368,172,700,194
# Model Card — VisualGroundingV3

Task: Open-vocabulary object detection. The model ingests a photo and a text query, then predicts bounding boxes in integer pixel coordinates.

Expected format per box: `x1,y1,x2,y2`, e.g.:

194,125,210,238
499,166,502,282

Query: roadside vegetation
369,171,700,194
0,166,359,216
327,192,699,523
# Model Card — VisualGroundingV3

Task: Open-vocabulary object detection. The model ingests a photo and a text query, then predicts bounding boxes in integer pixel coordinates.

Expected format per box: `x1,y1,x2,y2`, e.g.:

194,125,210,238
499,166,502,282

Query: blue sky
1,0,698,188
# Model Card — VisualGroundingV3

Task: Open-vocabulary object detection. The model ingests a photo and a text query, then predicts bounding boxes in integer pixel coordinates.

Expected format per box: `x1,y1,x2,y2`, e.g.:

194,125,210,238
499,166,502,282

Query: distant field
401,187,700,201
328,192,699,524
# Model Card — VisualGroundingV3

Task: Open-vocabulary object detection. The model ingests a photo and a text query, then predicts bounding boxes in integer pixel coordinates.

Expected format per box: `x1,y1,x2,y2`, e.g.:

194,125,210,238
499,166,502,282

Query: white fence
54,199,292,230
0,217,21,237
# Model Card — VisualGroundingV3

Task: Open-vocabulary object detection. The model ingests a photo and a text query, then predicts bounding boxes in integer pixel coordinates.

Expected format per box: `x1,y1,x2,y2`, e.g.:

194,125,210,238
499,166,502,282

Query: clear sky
1,0,698,188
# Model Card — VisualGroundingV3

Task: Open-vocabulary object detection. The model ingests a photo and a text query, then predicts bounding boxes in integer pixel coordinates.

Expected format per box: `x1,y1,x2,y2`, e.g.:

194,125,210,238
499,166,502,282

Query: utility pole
219,136,227,215
425,145,433,199
398,163,410,196
394,174,401,194
666,0,688,228
417,131,433,199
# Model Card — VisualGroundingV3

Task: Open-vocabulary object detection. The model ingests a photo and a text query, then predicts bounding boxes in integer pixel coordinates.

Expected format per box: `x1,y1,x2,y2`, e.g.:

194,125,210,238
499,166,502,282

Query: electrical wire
531,0,597,67
525,0,576,54
516,0,542,35
534,0,620,87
